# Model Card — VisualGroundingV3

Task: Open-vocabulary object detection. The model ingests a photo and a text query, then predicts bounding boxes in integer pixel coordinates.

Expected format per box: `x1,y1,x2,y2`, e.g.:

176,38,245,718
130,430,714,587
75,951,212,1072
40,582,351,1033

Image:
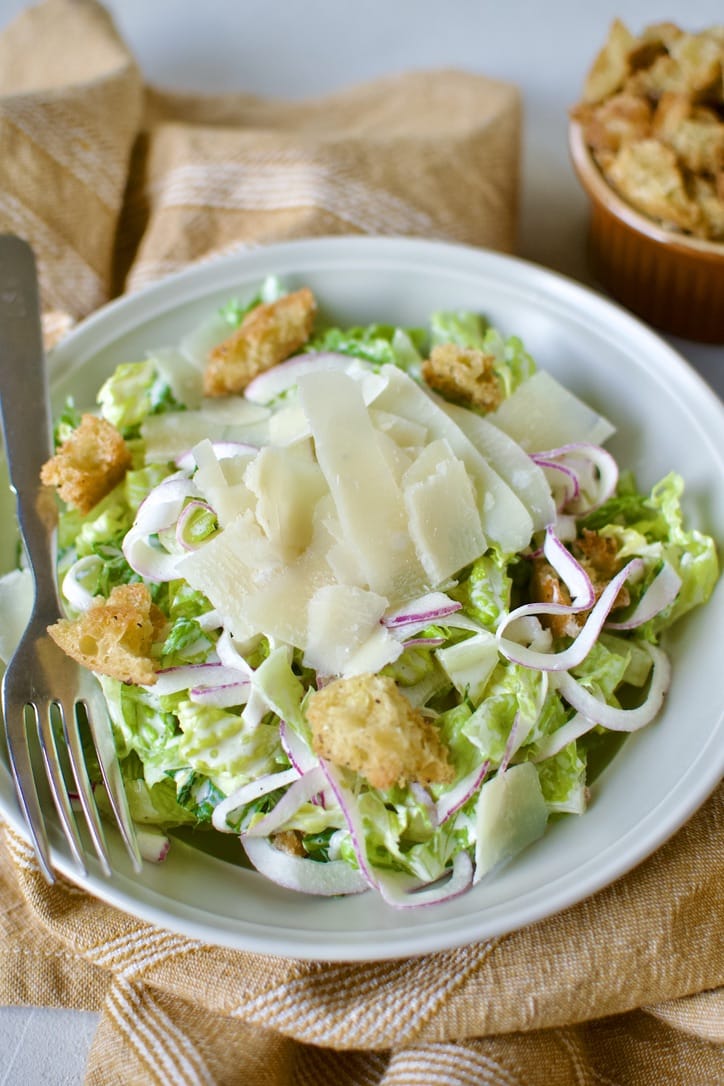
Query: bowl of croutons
569,19,724,343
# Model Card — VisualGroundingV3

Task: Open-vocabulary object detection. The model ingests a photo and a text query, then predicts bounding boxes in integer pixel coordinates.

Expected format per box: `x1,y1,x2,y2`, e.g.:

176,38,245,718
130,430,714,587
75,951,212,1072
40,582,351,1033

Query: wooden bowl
569,122,724,344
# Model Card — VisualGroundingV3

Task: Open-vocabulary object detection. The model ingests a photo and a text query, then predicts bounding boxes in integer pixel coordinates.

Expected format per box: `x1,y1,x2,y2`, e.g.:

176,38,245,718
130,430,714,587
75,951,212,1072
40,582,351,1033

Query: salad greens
15,280,719,906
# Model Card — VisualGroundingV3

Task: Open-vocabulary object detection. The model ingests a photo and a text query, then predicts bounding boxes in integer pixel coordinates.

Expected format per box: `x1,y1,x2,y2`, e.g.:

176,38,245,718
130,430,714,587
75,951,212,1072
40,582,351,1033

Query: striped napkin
0,2,722,1084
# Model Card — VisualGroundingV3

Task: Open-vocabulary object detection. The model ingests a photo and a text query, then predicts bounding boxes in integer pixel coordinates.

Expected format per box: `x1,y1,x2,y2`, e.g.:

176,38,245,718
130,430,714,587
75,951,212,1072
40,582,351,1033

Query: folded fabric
0,0,520,322
0,2,721,1085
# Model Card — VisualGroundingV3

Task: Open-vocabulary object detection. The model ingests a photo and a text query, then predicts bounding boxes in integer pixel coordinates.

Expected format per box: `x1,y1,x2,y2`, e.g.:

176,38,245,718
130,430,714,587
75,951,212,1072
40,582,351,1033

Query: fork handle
0,236,59,606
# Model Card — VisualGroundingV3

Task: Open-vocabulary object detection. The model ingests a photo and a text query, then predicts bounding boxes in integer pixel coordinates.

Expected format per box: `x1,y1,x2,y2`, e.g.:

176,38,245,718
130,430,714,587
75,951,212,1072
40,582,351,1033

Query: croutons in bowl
569,19,724,343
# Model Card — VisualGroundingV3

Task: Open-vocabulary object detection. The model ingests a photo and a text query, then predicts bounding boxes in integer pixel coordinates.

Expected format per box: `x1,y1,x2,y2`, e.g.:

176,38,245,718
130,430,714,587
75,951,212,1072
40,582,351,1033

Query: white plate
1,237,722,960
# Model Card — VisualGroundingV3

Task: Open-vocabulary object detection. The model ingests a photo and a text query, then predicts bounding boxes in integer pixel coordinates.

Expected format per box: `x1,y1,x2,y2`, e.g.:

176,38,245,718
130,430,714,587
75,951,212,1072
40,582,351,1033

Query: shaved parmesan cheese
141,406,269,463
241,523,337,648
369,408,427,447
149,347,204,409
343,624,404,677
244,445,328,559
177,511,282,639
474,762,548,882
297,370,425,602
441,402,556,531
403,454,486,586
268,402,310,445
375,367,534,553
489,371,615,452
192,439,255,526
304,585,388,675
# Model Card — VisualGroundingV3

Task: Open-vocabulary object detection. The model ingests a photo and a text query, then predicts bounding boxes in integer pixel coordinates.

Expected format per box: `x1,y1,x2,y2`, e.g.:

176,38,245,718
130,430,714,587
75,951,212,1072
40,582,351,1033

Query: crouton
421,343,503,414
574,529,631,611
271,830,306,857
604,139,704,234
48,583,166,686
531,530,630,640
40,414,131,515
572,92,652,154
307,673,454,791
530,558,581,640
573,528,621,578
582,18,638,104
204,288,317,396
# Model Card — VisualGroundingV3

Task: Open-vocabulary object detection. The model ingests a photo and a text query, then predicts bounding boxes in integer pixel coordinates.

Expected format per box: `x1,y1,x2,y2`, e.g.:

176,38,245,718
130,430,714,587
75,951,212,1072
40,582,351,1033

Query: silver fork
0,234,141,883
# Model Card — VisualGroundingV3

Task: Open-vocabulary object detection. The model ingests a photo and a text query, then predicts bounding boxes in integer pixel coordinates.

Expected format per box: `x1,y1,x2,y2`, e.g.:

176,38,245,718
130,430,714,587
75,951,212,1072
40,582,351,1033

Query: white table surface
0,0,722,1081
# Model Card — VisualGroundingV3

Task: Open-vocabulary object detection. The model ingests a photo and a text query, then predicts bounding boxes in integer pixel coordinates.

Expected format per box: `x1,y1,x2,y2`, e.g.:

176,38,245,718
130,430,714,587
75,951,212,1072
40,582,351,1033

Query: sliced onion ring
498,557,645,672
531,443,618,515
384,592,463,629
605,561,682,630
436,760,490,824
374,851,474,909
211,768,300,833
175,441,257,472
152,662,249,696
244,352,376,405
242,836,369,896
555,643,671,732
279,720,319,776
242,766,328,838
61,555,103,612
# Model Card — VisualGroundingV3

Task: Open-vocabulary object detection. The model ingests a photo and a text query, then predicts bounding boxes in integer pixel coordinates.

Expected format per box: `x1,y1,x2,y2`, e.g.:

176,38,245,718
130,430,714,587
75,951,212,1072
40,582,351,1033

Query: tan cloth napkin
0,2,722,1083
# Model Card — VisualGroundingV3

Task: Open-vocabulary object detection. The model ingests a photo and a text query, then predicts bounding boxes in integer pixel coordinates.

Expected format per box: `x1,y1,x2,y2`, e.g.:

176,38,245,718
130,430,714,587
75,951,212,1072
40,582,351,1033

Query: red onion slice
134,475,199,534
533,457,579,511
318,762,379,890
175,441,257,472
244,352,377,404
498,557,645,672
320,760,477,907
531,443,618,515
555,643,671,732
242,836,369,896
374,850,474,909
61,555,103,612
122,528,183,583
279,720,319,775
544,525,596,608
605,561,682,630
123,475,201,582
135,828,170,864
211,768,300,832
409,782,439,827
531,712,596,762
152,662,250,696
436,760,490,824
242,766,328,838
383,592,463,629
175,499,216,551
402,635,446,649
188,681,251,708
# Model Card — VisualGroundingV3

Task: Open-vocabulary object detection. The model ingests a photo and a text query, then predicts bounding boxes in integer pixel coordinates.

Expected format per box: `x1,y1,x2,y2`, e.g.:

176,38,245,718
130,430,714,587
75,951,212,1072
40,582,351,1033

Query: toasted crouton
204,288,317,396
307,673,454,791
573,529,631,612
40,414,131,515
573,92,652,154
421,343,503,413
530,558,581,640
604,139,704,233
531,531,631,640
48,583,166,686
271,830,306,857
582,18,637,104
